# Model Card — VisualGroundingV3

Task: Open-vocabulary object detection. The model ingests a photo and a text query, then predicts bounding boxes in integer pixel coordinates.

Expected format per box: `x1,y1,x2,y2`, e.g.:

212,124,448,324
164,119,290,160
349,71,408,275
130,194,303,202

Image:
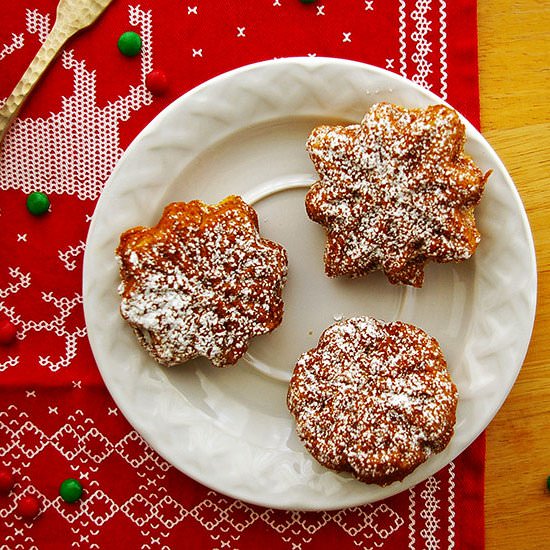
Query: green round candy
59,478,83,503
117,31,142,57
26,192,50,215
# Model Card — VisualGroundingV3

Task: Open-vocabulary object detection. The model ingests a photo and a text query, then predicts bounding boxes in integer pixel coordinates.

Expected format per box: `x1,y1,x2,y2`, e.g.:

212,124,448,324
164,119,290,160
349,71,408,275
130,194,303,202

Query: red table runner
0,1,484,548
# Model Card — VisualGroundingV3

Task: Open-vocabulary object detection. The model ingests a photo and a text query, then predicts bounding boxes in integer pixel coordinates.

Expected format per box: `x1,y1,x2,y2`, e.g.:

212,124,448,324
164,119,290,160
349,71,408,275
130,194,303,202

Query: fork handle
0,21,76,143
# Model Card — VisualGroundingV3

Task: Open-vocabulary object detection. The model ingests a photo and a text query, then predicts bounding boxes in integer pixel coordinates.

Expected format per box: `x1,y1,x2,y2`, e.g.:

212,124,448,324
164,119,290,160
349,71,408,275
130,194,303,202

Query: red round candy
0,318,17,345
17,495,40,519
0,466,14,493
145,69,168,96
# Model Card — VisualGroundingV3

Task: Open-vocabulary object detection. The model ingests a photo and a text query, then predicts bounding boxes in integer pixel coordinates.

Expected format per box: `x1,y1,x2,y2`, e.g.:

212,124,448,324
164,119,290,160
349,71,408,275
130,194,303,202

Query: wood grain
477,1,550,548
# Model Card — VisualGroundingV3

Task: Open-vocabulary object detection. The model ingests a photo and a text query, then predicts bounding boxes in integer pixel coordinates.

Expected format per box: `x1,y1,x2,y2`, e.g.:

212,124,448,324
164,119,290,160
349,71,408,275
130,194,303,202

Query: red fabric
0,1,484,548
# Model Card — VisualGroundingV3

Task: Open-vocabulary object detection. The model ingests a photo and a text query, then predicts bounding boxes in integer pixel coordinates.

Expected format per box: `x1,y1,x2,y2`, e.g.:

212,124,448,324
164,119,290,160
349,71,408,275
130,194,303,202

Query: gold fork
0,0,114,144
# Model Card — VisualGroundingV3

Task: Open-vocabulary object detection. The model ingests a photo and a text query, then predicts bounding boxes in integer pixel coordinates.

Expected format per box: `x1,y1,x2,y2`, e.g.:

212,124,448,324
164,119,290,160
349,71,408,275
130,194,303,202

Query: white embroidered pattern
58,240,86,271
0,6,153,201
409,0,433,90
408,485,416,549
26,8,50,44
447,461,456,548
0,267,31,300
0,356,19,373
419,476,441,549
1,401,461,548
0,5,154,375
0,404,419,548
438,0,449,99
0,267,86,372
398,0,449,98
26,292,86,372
398,0,408,76
0,33,24,62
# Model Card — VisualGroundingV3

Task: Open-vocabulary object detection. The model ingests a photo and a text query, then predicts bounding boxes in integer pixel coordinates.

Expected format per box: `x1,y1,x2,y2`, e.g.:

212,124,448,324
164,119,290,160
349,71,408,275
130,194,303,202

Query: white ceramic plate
83,58,537,510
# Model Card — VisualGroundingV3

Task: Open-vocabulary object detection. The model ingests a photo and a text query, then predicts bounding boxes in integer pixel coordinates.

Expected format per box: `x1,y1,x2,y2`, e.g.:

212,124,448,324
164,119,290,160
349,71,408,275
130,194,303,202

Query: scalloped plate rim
82,57,537,510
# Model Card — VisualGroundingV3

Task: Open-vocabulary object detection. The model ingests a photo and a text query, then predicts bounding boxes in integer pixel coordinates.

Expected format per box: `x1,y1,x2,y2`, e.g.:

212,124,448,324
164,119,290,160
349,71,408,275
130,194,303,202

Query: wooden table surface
478,1,549,547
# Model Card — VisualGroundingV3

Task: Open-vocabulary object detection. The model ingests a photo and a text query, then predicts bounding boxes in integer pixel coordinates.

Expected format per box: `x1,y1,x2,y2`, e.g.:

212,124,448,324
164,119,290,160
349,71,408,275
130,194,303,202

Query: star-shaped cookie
116,195,288,367
305,102,490,286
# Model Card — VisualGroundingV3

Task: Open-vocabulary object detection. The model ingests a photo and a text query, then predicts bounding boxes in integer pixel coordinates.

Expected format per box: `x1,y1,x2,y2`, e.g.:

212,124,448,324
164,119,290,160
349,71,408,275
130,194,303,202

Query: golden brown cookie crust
287,317,458,486
305,102,490,287
116,195,288,367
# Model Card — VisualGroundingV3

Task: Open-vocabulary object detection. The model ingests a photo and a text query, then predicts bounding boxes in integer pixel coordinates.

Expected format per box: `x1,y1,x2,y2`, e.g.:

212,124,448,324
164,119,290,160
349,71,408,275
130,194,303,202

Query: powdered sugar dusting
287,316,458,486
305,102,490,287
116,196,288,367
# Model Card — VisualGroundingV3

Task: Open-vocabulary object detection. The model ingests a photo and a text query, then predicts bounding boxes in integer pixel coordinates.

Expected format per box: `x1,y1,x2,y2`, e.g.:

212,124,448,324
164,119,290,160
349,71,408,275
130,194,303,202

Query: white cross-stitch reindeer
0,5,153,201
0,5,154,372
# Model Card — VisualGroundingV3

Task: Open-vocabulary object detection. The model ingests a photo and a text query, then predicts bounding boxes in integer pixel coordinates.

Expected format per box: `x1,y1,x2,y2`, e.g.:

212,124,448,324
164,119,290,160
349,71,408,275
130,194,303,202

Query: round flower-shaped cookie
117,195,288,367
287,316,458,486
305,102,490,287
